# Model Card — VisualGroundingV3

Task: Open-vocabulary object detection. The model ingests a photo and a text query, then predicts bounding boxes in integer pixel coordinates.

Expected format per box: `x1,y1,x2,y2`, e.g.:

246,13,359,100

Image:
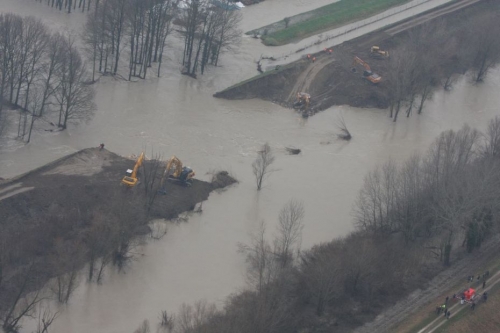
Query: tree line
81,0,241,81
0,14,96,143
35,0,95,13
386,12,500,121
144,117,500,333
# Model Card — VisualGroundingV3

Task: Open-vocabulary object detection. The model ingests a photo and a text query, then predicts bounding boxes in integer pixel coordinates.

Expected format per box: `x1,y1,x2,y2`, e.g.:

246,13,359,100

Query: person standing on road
483,280,486,289
445,296,449,304
483,292,488,302
446,311,451,319
471,302,476,310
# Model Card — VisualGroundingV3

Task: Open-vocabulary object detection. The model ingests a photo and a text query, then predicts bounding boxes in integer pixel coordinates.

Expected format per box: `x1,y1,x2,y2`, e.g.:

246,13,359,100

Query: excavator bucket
121,176,138,186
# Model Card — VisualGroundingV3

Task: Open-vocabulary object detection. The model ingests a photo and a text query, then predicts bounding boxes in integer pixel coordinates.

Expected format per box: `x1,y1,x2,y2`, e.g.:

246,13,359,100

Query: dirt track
384,0,482,36
353,234,500,333
419,270,500,332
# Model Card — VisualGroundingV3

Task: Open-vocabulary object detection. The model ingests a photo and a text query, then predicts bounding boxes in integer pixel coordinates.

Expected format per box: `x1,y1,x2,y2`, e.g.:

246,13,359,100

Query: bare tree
55,35,96,130
386,46,417,122
252,143,275,190
175,300,217,333
209,1,242,67
483,116,500,158
301,246,340,316
158,310,174,333
273,199,304,268
1,263,45,332
238,221,278,293
464,13,500,83
35,306,59,333
84,211,119,282
134,319,151,333
354,160,398,233
50,240,83,303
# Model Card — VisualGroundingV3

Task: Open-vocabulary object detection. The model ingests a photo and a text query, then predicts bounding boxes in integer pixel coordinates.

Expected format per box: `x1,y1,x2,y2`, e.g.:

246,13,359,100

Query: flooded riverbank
0,0,499,332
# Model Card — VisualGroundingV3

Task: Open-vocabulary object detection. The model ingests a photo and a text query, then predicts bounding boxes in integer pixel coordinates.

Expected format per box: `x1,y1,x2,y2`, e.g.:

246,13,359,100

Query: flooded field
0,0,499,332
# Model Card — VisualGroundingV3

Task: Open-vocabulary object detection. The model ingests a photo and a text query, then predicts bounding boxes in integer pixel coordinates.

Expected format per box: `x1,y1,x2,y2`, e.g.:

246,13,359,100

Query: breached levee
213,61,308,103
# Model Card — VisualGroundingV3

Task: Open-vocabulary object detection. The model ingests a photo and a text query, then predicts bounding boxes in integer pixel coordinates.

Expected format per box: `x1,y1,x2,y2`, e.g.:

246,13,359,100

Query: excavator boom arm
131,152,144,178
353,56,371,71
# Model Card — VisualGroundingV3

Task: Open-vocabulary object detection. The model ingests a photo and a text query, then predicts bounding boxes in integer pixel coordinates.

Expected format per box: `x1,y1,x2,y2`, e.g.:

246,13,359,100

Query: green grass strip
249,0,412,46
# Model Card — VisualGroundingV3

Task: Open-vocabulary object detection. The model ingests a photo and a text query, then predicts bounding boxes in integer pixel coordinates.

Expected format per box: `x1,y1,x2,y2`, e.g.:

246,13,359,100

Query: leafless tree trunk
273,199,304,268
35,307,59,333
55,35,96,130
133,319,151,333
252,143,275,190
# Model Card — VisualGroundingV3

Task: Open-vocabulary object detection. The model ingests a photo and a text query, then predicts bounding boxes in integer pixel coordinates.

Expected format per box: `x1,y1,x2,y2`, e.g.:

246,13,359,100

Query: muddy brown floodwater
0,1,499,332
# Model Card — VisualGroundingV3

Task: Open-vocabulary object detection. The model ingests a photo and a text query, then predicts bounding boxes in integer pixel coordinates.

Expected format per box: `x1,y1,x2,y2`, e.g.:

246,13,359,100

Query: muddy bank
215,0,487,115
215,43,391,112
214,61,308,102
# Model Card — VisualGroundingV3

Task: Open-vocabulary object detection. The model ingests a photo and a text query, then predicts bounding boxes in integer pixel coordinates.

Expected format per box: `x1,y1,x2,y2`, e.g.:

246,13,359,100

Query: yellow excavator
370,46,390,59
158,156,195,193
121,152,145,187
352,56,382,84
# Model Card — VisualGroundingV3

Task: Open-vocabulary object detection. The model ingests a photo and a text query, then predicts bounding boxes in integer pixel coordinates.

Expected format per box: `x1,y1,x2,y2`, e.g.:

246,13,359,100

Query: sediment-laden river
0,1,498,332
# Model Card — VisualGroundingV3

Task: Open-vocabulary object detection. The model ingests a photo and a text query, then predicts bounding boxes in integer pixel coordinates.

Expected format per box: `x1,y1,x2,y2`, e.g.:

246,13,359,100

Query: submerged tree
181,0,241,77
252,143,275,191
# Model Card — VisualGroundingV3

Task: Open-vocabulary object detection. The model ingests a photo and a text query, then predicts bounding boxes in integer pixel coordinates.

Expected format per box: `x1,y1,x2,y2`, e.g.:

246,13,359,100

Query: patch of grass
249,0,412,46
399,257,500,333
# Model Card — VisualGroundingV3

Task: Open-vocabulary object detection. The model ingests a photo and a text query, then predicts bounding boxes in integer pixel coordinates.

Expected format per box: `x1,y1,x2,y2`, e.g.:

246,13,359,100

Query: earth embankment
215,0,485,115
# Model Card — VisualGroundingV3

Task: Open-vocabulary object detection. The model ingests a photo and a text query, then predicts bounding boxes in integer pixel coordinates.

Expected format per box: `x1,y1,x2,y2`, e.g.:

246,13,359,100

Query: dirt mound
43,148,114,176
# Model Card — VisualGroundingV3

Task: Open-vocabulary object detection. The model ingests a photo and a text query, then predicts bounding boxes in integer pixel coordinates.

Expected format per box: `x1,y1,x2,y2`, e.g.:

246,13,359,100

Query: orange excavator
121,152,145,187
352,56,382,84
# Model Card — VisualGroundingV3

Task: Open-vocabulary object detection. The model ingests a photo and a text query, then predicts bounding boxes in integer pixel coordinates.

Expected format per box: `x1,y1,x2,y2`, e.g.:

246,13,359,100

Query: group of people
436,272,493,319
467,271,490,283
435,303,451,319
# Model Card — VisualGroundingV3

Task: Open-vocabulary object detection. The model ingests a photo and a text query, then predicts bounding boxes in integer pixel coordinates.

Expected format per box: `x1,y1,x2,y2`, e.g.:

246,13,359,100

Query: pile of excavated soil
0,148,234,222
